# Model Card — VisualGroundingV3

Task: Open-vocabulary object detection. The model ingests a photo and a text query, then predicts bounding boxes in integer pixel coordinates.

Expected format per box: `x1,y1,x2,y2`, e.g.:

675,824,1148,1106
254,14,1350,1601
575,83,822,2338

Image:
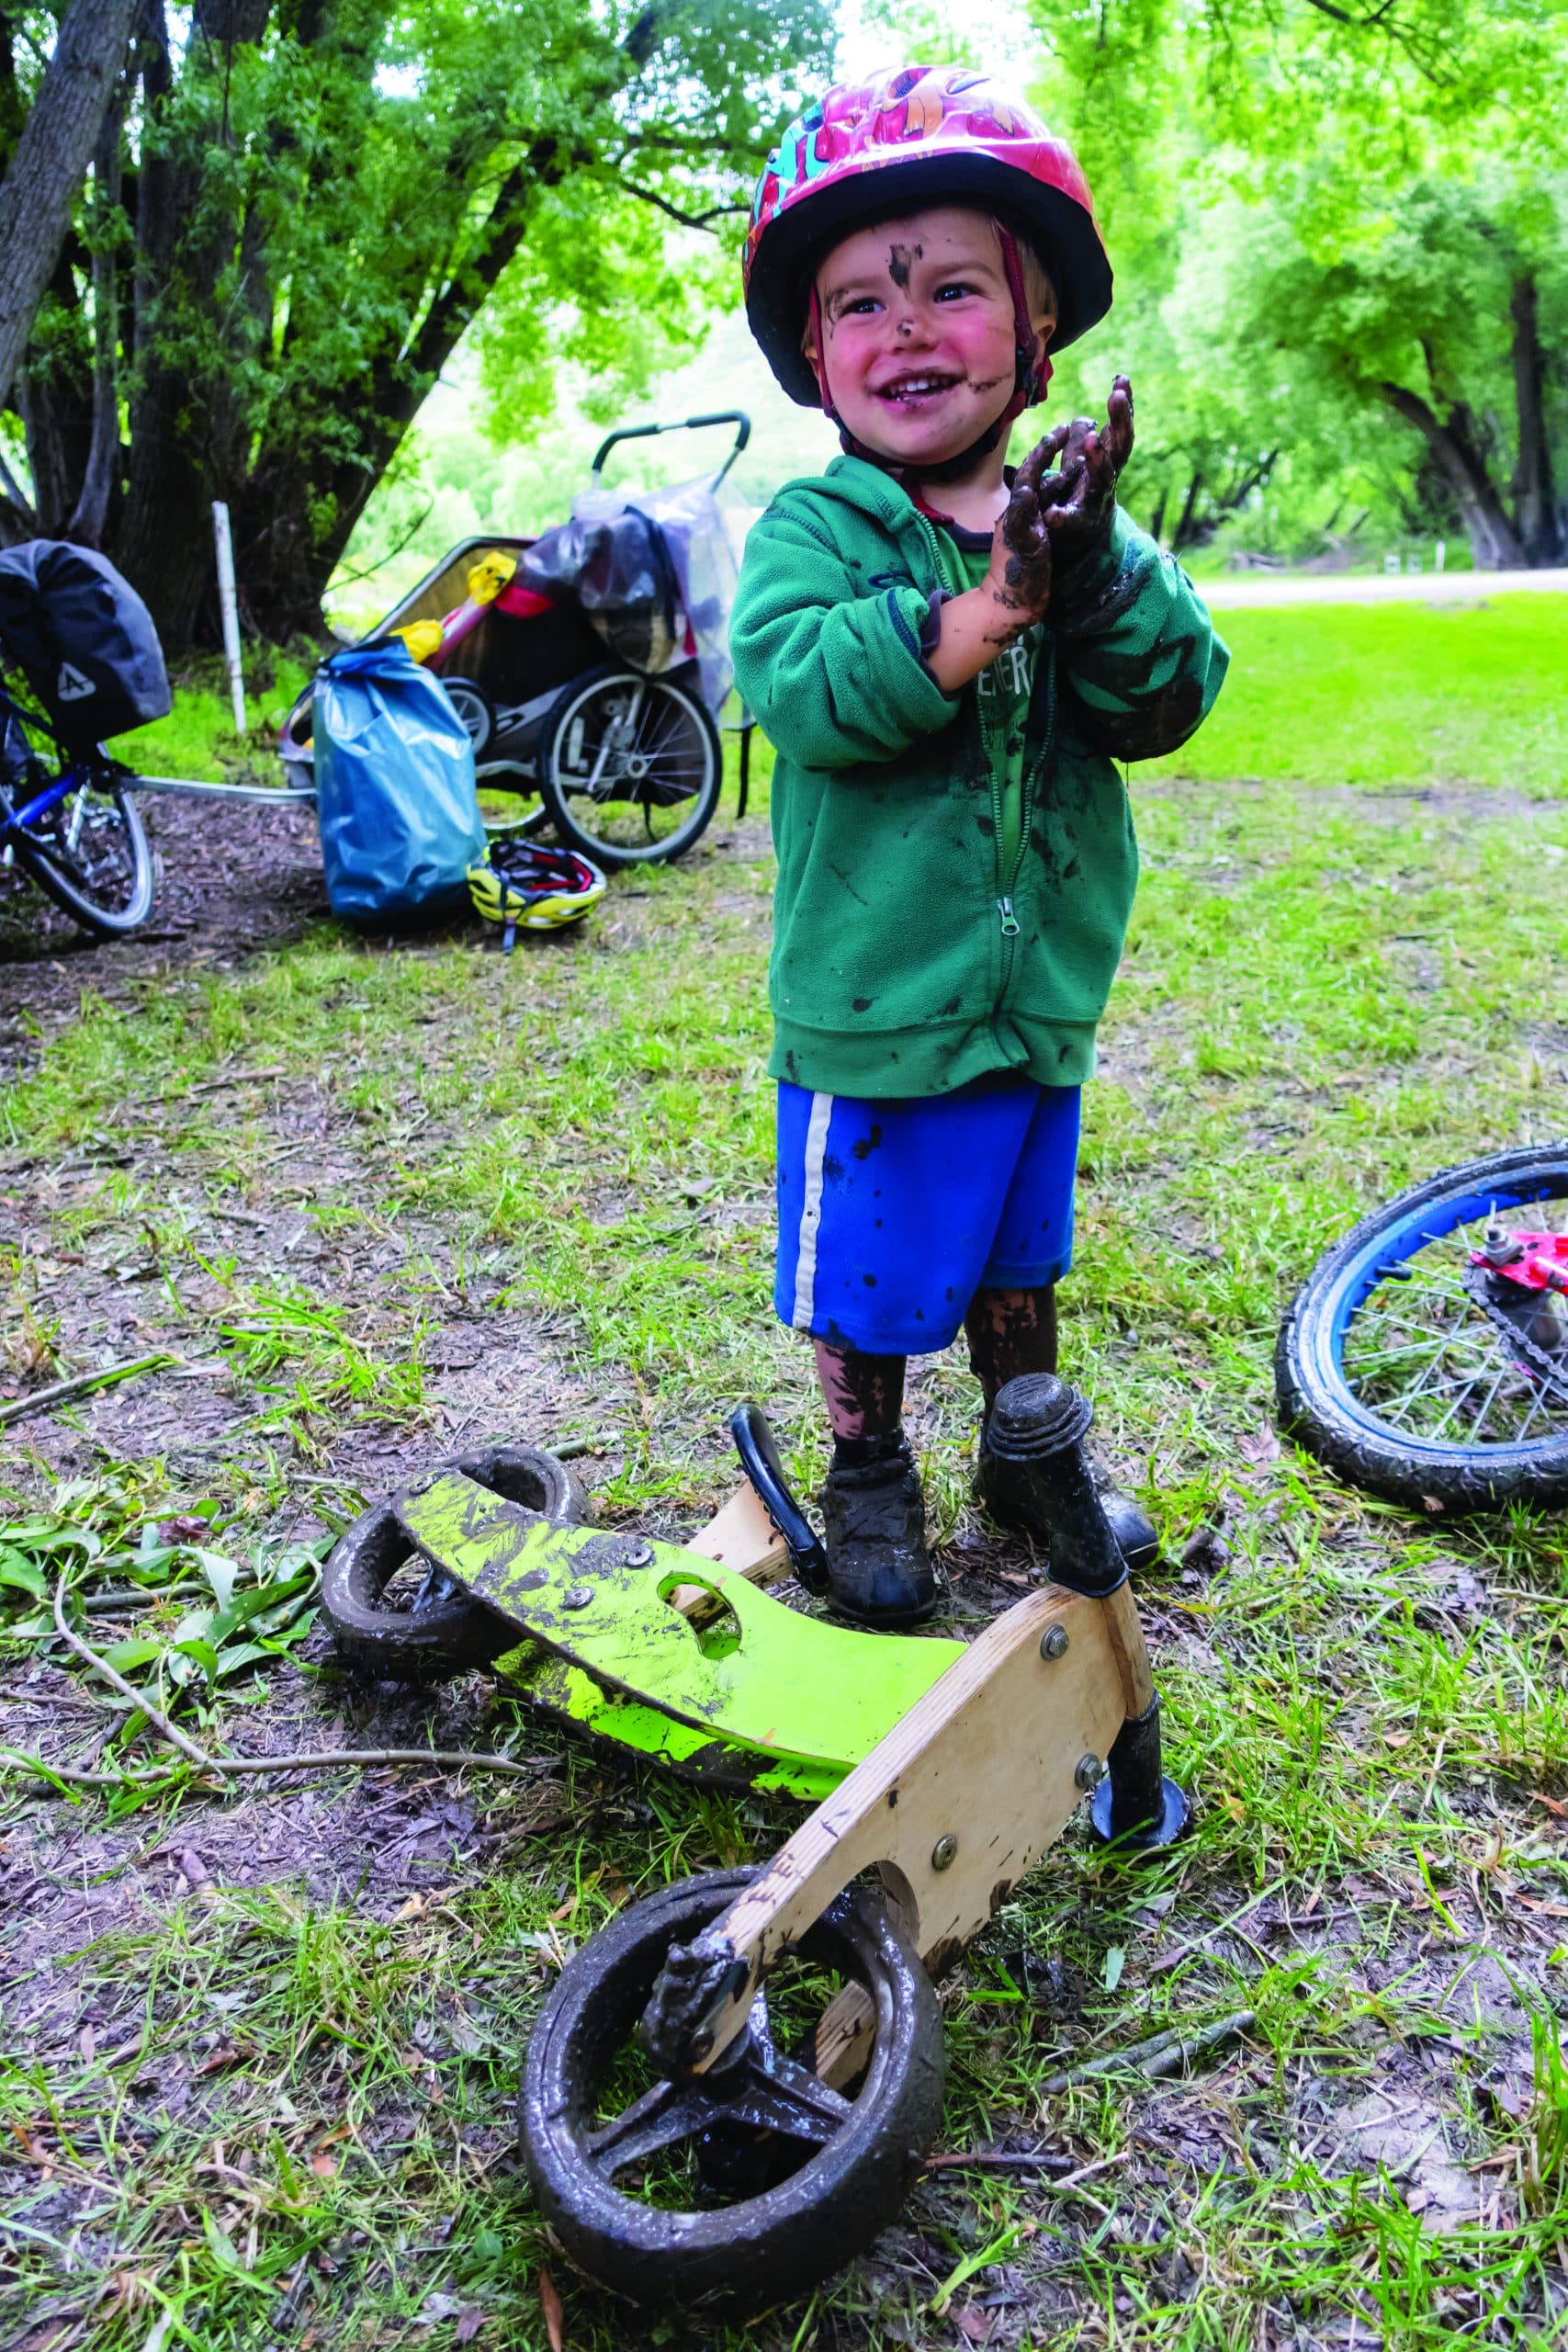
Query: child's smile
874,368,969,413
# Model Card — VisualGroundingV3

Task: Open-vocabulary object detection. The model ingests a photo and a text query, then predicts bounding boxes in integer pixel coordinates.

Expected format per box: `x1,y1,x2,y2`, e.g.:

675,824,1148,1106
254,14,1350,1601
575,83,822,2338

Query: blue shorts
774,1076,1080,1354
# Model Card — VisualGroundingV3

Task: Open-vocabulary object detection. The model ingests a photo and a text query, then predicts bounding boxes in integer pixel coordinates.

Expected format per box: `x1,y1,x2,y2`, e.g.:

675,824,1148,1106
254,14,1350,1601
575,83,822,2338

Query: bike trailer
278,412,749,784
313,640,485,926
0,540,170,751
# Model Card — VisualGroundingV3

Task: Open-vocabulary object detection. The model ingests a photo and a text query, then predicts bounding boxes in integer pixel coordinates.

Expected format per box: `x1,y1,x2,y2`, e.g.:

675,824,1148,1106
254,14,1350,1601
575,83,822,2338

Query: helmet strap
807,225,1053,494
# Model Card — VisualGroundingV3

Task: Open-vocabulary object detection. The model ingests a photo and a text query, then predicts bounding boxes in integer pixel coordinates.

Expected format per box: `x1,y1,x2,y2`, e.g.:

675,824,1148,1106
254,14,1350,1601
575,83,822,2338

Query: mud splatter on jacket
730,454,1227,1098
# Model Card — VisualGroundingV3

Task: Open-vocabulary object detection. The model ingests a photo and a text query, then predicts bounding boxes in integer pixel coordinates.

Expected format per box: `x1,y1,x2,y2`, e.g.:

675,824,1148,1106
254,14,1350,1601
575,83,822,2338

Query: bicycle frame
0,674,94,854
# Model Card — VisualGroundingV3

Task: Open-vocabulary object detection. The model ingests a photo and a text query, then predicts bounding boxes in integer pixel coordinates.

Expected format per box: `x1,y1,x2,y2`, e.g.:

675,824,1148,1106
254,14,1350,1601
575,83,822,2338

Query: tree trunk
1509,275,1562,568
1377,380,1528,568
0,0,138,416
112,0,272,650
67,100,126,546
1170,470,1204,552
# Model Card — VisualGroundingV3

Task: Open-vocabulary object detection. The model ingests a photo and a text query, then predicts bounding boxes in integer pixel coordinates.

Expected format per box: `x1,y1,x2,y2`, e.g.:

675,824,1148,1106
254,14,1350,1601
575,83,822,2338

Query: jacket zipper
908,509,1021,944
910,509,1060,991
992,642,1057,994
1008,640,1056,939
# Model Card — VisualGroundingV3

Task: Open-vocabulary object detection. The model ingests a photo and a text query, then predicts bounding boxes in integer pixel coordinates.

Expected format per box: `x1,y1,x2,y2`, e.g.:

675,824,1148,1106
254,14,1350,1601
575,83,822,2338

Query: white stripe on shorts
792,1090,834,1329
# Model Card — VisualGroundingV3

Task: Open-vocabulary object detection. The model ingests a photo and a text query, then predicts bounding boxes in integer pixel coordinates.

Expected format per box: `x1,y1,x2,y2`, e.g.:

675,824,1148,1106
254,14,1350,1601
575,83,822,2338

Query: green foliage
0,1472,326,1730
1020,0,1568,564
8,0,833,645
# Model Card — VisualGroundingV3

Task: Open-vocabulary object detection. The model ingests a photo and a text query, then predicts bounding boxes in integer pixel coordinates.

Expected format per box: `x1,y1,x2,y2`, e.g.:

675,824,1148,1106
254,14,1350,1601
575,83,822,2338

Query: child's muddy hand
987,428,1065,622
1041,375,1134,556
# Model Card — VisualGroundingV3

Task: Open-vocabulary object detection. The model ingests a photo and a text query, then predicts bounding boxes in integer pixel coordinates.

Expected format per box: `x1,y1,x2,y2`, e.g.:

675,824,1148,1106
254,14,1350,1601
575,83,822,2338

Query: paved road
1201,566,1568,609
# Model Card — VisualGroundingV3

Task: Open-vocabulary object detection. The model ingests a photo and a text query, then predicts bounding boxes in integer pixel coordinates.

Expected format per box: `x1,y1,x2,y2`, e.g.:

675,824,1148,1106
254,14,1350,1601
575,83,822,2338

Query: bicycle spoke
1426,1372,1487,1442
1335,1187,1568,1447
550,677,716,854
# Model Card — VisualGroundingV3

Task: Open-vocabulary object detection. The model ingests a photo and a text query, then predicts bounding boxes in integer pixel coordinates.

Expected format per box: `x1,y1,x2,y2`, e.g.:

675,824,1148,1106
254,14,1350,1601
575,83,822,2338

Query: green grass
117,648,315,784
1150,599,1568,792
4,600,1568,2347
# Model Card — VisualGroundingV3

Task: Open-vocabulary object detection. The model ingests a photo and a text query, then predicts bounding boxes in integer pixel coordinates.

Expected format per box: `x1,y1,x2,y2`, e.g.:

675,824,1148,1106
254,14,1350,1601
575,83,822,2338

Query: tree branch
622,3,670,69
52,1572,212,1769
0,0,139,414
39,1573,547,1791
67,86,127,543
0,443,36,527
622,178,749,232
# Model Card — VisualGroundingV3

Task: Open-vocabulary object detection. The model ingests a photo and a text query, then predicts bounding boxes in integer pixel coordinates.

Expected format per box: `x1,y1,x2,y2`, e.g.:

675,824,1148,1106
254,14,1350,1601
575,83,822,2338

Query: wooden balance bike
321,1373,1188,2312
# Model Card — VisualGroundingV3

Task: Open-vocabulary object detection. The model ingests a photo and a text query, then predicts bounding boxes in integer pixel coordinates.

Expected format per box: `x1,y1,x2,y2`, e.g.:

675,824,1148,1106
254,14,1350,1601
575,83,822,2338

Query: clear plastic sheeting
520,476,737,713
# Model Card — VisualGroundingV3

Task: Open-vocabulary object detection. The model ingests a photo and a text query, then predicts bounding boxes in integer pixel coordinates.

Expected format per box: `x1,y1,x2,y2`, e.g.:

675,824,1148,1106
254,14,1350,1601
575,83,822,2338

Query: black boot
977,1375,1161,1577
820,1435,937,1627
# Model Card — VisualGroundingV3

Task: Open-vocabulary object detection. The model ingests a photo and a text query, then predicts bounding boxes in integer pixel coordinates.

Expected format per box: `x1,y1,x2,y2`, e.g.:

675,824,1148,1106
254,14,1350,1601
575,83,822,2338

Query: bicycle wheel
1277,1143,1568,1511
539,667,721,868
14,769,153,938
437,675,494,757
520,1867,943,2312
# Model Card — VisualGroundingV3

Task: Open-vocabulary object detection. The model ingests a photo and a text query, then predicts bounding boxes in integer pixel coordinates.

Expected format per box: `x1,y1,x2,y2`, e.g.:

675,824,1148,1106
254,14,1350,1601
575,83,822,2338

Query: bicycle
0,679,153,940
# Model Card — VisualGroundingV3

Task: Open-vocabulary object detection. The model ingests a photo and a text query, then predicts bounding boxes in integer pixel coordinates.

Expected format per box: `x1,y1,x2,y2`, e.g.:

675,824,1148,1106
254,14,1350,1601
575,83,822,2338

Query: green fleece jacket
730,455,1228,1098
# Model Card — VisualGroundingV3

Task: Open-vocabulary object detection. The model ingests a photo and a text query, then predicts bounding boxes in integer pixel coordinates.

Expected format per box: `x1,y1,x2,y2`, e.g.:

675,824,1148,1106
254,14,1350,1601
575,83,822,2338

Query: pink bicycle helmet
744,66,1112,411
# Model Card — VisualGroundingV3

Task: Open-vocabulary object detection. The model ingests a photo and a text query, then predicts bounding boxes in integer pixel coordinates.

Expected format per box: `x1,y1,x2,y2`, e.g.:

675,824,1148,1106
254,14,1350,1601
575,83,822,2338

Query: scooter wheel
520,1866,944,2314
321,1443,586,1679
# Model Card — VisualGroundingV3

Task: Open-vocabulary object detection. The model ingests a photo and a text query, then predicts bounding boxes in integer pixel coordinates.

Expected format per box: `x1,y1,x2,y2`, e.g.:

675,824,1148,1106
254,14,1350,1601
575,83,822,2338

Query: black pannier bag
521,503,682,674
0,539,171,749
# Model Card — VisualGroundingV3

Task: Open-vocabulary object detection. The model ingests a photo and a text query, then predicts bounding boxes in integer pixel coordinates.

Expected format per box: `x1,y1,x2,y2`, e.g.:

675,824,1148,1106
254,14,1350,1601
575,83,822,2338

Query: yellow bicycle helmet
468,838,607,952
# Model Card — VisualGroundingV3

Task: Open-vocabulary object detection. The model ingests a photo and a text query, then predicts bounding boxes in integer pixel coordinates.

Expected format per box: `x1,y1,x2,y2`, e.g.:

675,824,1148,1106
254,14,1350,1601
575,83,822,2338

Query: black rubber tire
539,665,721,869
321,1442,587,1678
1277,1141,1568,1512
16,777,153,938
438,676,494,757
520,1866,944,2313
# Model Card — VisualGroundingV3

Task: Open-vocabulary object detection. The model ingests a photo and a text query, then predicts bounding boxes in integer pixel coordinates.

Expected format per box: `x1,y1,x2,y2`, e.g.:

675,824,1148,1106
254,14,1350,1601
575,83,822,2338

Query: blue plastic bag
313,641,485,926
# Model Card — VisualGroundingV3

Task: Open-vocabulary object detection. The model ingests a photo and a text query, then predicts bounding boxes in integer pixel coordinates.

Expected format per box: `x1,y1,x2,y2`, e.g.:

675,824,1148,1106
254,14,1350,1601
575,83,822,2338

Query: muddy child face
809,209,1038,469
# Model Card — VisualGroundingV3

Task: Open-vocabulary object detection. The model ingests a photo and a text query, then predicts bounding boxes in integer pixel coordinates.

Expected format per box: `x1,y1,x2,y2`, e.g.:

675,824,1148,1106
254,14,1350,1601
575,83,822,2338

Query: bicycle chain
1461,1263,1568,1401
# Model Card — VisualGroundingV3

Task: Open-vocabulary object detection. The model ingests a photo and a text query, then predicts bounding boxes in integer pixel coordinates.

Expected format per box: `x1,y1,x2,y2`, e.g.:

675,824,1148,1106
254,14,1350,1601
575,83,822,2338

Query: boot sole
825,1590,940,1631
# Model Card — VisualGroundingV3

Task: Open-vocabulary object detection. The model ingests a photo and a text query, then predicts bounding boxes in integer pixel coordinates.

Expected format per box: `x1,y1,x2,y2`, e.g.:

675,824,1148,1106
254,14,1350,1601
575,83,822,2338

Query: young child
732,66,1228,1626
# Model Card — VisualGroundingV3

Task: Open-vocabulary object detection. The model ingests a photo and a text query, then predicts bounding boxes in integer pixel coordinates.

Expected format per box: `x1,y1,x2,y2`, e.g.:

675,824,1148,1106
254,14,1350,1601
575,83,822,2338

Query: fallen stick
52,1576,211,1768
1041,2010,1255,2097
79,1582,209,1616
923,2148,1076,2176
17,1577,544,1792
924,2153,1125,2223
0,1351,178,1430
2,1742,543,1792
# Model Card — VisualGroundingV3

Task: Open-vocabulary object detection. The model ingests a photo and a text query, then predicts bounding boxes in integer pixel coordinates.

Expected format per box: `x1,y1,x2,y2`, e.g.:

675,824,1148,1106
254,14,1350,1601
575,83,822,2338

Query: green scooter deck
395,1471,962,1799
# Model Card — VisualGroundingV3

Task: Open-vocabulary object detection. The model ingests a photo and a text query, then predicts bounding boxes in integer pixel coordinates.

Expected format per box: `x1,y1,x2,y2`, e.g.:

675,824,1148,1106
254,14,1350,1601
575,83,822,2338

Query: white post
1434,538,1446,572
211,501,247,737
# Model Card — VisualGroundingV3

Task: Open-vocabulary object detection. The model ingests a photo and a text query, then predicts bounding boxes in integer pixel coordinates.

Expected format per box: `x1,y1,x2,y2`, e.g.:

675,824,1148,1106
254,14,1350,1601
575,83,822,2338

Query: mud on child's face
808,208,1050,469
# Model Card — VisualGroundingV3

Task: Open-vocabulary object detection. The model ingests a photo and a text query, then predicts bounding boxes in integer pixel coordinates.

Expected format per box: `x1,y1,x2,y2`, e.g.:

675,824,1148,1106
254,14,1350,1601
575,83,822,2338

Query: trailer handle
590,411,750,489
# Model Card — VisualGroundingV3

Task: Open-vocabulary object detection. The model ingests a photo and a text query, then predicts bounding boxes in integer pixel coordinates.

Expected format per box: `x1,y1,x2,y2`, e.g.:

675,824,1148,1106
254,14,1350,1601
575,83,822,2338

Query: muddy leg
964,1284,1057,1408
811,1341,932,1625
812,1340,907,1464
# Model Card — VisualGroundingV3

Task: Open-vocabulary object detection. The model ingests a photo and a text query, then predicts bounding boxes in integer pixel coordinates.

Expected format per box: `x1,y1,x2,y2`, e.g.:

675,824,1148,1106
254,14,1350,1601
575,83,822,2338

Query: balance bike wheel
520,1866,944,2313
321,1442,586,1679
1277,1141,1568,1512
